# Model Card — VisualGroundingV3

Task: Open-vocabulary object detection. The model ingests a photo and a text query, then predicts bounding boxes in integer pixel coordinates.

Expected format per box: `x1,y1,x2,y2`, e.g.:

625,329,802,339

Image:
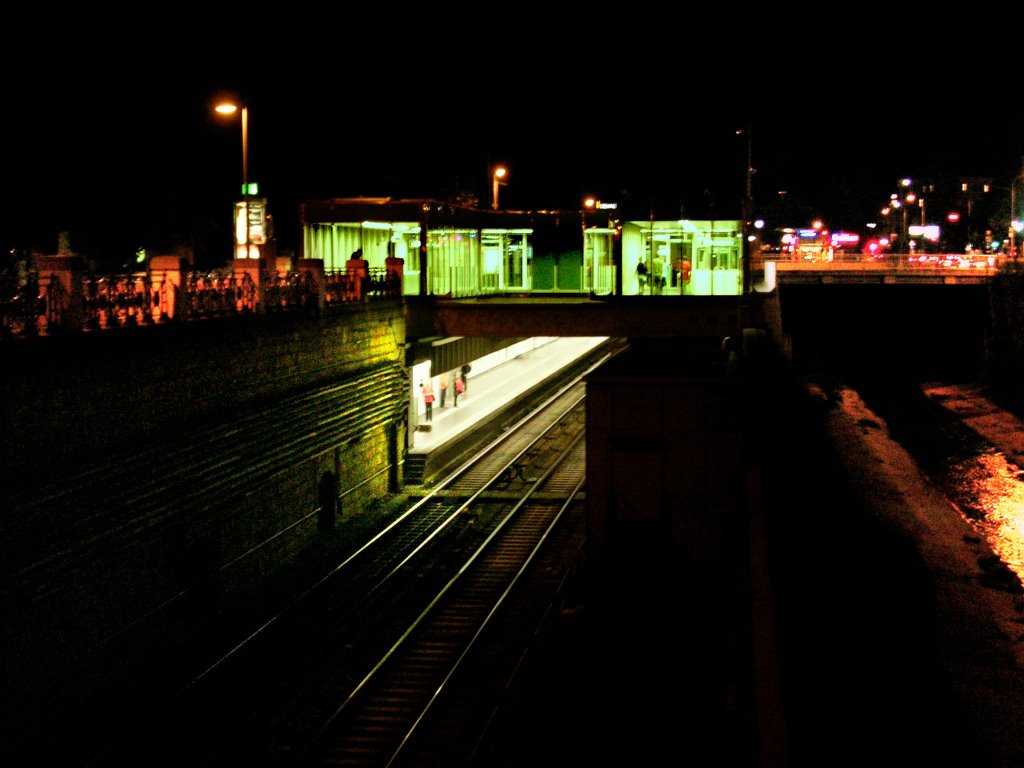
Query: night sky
3,17,1022,270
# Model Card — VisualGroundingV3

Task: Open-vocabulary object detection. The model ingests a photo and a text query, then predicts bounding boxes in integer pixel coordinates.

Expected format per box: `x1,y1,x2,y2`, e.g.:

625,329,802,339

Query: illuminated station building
298,197,745,298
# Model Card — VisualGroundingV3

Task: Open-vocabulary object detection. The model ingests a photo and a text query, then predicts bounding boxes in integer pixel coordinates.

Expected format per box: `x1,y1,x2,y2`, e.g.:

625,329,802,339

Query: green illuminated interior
303,209,744,297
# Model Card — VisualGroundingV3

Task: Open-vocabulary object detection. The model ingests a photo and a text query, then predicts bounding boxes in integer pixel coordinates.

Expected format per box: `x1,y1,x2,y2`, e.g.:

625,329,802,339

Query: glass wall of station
303,220,422,293
425,229,480,297
481,229,532,292
303,218,538,298
302,205,744,298
621,219,743,296
583,227,617,295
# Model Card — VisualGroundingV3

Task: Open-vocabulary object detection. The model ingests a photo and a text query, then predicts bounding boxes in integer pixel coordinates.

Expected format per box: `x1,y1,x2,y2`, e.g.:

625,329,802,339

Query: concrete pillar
385,256,404,296
232,258,263,314
32,254,85,333
149,255,189,321
346,257,369,301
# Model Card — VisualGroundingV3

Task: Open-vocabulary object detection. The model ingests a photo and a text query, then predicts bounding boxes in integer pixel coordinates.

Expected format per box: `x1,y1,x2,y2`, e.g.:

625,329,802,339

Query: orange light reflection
953,452,1024,581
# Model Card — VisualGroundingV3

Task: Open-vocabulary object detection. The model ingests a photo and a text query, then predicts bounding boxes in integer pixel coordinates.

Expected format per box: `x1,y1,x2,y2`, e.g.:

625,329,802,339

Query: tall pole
582,198,592,291
745,124,753,203
1012,181,1017,260
242,106,249,260
743,124,753,295
1011,158,1022,261
902,205,908,256
492,166,506,211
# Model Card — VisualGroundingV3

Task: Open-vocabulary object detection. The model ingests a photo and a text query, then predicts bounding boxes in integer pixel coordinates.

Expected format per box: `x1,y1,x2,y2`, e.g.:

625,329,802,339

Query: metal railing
0,264,404,341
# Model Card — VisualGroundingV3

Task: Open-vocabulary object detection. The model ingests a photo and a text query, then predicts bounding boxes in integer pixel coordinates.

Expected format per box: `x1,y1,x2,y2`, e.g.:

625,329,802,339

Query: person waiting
421,381,435,422
652,253,665,294
635,257,649,292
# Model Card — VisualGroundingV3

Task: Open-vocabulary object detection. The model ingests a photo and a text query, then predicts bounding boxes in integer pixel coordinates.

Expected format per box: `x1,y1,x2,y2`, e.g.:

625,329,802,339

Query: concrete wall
1,303,405,482
1,304,409,705
584,342,746,574
983,271,1024,413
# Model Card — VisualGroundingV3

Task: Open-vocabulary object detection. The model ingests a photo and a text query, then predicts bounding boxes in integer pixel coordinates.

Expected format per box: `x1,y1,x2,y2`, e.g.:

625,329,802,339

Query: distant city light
908,224,941,241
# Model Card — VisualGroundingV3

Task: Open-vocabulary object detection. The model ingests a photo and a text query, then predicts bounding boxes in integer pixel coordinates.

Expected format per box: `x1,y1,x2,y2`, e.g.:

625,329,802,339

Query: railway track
1,362,407,761
85,371,598,767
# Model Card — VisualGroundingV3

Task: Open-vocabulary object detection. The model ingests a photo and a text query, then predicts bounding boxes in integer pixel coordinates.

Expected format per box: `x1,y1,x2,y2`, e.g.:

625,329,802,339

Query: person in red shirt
421,381,435,421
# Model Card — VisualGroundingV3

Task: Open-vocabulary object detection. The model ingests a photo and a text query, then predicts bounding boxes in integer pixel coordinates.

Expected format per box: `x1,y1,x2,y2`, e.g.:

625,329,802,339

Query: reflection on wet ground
855,378,1024,589
944,451,1024,583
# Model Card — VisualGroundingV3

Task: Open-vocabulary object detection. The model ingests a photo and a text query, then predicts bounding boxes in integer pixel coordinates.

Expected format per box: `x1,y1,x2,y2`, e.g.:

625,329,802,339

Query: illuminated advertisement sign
234,198,267,246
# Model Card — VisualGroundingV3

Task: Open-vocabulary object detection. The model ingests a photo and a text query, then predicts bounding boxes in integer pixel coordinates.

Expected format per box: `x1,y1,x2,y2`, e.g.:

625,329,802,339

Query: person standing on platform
635,257,648,292
421,381,435,422
439,374,448,408
460,363,471,393
453,374,463,407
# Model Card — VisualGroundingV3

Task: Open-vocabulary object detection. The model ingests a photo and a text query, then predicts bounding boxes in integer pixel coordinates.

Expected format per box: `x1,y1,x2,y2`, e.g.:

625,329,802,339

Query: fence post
297,258,325,311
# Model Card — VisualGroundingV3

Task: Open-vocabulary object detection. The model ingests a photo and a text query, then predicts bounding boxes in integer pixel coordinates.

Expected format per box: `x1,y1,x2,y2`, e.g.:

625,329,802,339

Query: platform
408,336,610,459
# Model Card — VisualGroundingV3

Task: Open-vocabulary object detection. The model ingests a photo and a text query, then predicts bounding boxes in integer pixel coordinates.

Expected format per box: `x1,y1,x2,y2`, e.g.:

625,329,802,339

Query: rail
70,373,594,767
747,252,1022,287
0,263,403,341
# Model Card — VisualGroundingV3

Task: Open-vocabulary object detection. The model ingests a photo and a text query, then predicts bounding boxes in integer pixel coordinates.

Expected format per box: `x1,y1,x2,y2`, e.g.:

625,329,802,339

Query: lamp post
583,197,596,291
1011,181,1017,259
1011,165,1023,260
740,125,755,294
899,179,913,255
583,196,596,226
492,166,507,211
215,101,250,259
900,202,908,252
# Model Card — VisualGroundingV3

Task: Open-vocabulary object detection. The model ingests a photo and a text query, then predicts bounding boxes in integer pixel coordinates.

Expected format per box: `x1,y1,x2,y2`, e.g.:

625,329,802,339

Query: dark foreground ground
479,361,1024,768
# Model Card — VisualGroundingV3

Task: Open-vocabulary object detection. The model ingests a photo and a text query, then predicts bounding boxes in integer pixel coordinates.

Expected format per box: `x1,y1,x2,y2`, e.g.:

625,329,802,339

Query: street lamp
583,196,596,234
215,100,251,259
492,166,507,210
